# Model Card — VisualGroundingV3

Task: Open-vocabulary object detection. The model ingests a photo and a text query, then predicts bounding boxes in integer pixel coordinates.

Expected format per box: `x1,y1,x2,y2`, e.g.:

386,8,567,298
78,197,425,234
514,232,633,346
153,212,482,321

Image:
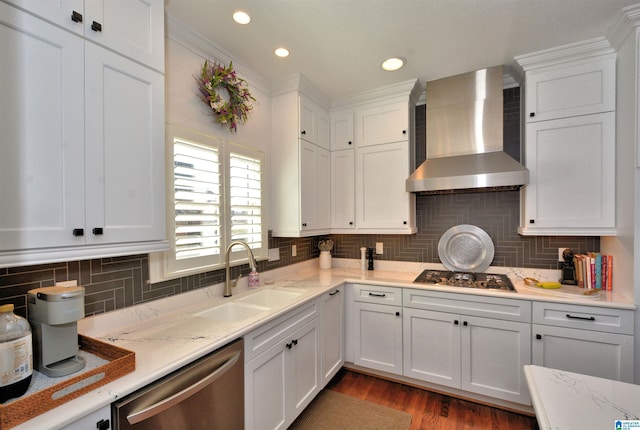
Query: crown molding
514,37,615,72
270,73,331,108
330,78,421,110
607,4,640,50
165,15,269,95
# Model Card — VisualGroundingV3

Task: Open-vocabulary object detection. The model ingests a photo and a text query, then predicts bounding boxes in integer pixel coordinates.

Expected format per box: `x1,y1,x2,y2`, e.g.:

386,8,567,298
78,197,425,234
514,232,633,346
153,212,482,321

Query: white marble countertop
525,365,640,429
12,259,635,429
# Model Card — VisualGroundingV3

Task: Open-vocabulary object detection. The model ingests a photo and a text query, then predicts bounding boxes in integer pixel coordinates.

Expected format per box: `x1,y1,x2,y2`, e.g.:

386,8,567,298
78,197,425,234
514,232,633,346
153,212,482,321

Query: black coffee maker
560,248,577,285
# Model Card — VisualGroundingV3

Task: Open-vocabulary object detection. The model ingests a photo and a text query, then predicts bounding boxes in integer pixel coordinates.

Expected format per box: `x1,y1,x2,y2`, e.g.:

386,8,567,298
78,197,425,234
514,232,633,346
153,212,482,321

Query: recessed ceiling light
381,57,406,71
275,47,290,58
233,11,251,25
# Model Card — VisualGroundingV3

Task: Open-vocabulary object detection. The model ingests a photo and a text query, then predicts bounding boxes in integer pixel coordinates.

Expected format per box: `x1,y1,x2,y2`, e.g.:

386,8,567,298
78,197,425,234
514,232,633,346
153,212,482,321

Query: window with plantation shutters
229,149,263,249
173,139,221,260
149,125,267,282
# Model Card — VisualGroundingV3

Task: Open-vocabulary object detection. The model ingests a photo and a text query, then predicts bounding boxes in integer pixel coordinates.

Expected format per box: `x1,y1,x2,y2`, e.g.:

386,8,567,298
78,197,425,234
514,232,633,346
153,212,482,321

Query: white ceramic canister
319,251,332,269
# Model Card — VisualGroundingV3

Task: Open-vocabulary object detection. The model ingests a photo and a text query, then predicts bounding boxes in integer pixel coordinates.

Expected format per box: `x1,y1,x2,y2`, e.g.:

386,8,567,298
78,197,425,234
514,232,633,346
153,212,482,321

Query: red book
607,255,613,291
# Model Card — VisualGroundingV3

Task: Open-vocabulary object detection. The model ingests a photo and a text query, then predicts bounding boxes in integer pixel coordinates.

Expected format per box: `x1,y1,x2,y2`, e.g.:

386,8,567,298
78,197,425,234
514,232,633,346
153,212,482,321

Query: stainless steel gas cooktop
413,270,515,292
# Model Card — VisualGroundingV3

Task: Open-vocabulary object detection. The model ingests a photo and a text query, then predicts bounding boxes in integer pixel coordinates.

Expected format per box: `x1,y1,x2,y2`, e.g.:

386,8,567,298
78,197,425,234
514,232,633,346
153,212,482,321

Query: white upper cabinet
524,56,615,122
299,94,330,150
355,142,414,230
5,0,164,72
271,79,331,237
330,109,354,151
0,2,166,267
516,40,616,236
330,150,355,229
355,101,410,147
521,112,615,233
329,79,420,234
84,43,165,245
0,4,85,251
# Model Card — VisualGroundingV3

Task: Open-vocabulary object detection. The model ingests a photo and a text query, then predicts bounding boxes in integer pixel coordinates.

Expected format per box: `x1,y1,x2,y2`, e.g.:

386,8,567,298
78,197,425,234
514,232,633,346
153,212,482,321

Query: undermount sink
235,289,303,308
196,302,269,323
195,288,304,323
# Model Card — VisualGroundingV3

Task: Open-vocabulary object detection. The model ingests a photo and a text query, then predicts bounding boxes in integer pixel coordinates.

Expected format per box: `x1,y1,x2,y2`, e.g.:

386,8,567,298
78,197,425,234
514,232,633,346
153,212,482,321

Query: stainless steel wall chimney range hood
406,65,529,194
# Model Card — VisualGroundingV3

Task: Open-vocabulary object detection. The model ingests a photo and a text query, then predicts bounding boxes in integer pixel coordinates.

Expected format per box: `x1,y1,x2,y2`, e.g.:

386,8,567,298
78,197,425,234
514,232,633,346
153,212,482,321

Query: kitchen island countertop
12,259,635,429
525,365,640,429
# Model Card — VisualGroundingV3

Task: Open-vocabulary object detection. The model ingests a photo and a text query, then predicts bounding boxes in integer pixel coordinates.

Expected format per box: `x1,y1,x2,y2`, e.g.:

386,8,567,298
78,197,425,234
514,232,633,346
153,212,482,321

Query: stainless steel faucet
224,241,257,297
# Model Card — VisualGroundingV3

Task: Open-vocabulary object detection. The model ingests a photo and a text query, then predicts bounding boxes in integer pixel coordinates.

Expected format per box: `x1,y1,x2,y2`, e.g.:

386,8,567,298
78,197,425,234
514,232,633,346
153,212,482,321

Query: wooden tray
0,335,135,429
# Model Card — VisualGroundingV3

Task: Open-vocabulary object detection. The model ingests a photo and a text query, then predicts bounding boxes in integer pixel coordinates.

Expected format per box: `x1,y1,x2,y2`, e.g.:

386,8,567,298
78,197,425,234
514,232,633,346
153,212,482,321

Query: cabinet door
532,324,634,383
245,342,287,430
520,112,615,235
403,308,461,388
0,4,85,251
525,56,615,122
3,0,84,34
461,316,531,405
84,0,165,72
355,101,409,147
321,288,344,386
84,43,166,245
331,109,355,150
287,320,321,425
330,149,355,229
299,94,329,149
356,142,415,231
353,302,403,375
300,141,330,232
62,405,111,430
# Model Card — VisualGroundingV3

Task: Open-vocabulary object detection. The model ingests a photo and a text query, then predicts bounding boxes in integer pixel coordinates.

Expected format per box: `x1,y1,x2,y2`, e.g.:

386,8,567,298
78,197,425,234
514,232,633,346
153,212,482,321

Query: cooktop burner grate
413,270,515,291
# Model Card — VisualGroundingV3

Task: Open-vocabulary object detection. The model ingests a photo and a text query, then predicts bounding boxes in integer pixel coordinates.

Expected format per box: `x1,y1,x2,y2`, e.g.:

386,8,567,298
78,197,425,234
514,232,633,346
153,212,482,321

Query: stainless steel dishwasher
112,338,244,429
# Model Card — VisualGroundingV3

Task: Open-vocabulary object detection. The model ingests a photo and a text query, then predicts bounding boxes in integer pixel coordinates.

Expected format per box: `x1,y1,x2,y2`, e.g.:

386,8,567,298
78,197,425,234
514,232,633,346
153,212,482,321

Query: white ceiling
165,0,638,102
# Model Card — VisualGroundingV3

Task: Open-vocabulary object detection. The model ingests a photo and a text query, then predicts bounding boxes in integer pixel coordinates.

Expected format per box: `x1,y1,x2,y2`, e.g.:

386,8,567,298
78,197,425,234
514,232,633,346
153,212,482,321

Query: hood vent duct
406,65,529,194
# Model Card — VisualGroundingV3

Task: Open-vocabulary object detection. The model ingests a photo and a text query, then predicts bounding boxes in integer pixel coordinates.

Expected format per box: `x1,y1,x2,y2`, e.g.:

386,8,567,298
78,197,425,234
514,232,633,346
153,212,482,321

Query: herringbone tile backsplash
329,191,598,268
0,89,599,317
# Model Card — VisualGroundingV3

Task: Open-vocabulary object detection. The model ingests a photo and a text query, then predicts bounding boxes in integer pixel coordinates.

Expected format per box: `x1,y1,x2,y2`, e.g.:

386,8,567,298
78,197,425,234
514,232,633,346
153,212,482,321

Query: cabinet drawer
533,302,634,335
403,289,531,323
244,300,319,362
352,284,402,306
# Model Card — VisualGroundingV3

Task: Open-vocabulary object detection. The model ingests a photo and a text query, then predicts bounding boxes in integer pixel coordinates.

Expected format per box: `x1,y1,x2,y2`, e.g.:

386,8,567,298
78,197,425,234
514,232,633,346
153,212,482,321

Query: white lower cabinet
402,306,531,405
353,301,403,375
244,301,321,430
62,405,111,430
403,307,461,387
460,316,531,404
352,284,403,375
532,302,635,382
320,288,345,386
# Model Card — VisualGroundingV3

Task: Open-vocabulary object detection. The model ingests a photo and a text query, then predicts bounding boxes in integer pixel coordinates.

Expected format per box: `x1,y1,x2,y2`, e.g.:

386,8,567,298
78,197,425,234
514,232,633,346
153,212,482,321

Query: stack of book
573,253,613,290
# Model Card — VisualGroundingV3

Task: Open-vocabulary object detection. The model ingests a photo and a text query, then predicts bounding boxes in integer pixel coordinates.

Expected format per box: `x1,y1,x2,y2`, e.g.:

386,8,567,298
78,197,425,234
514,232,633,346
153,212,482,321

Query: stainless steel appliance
28,286,86,377
406,65,529,194
413,270,515,291
113,338,244,430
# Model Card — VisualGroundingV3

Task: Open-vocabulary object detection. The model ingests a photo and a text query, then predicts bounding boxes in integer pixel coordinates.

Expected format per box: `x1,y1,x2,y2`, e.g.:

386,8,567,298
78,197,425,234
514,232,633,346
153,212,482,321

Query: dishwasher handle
126,350,241,425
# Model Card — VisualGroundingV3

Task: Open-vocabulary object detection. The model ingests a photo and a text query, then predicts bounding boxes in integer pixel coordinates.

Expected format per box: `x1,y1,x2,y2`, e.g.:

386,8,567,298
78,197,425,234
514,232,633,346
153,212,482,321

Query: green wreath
196,60,255,132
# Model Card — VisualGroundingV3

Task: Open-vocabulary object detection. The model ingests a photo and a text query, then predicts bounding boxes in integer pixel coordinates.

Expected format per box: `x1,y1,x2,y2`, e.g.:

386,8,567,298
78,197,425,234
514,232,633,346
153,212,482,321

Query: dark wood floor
326,369,539,430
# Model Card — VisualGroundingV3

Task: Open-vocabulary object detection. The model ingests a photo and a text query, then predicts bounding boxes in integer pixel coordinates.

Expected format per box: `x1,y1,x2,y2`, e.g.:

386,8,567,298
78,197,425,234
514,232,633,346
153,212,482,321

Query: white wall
164,19,272,202
605,10,640,383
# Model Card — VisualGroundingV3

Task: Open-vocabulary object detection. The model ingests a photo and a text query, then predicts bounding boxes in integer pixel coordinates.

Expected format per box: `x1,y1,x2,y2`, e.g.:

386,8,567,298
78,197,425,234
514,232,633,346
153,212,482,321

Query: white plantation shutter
149,125,267,282
173,139,221,260
229,151,262,249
